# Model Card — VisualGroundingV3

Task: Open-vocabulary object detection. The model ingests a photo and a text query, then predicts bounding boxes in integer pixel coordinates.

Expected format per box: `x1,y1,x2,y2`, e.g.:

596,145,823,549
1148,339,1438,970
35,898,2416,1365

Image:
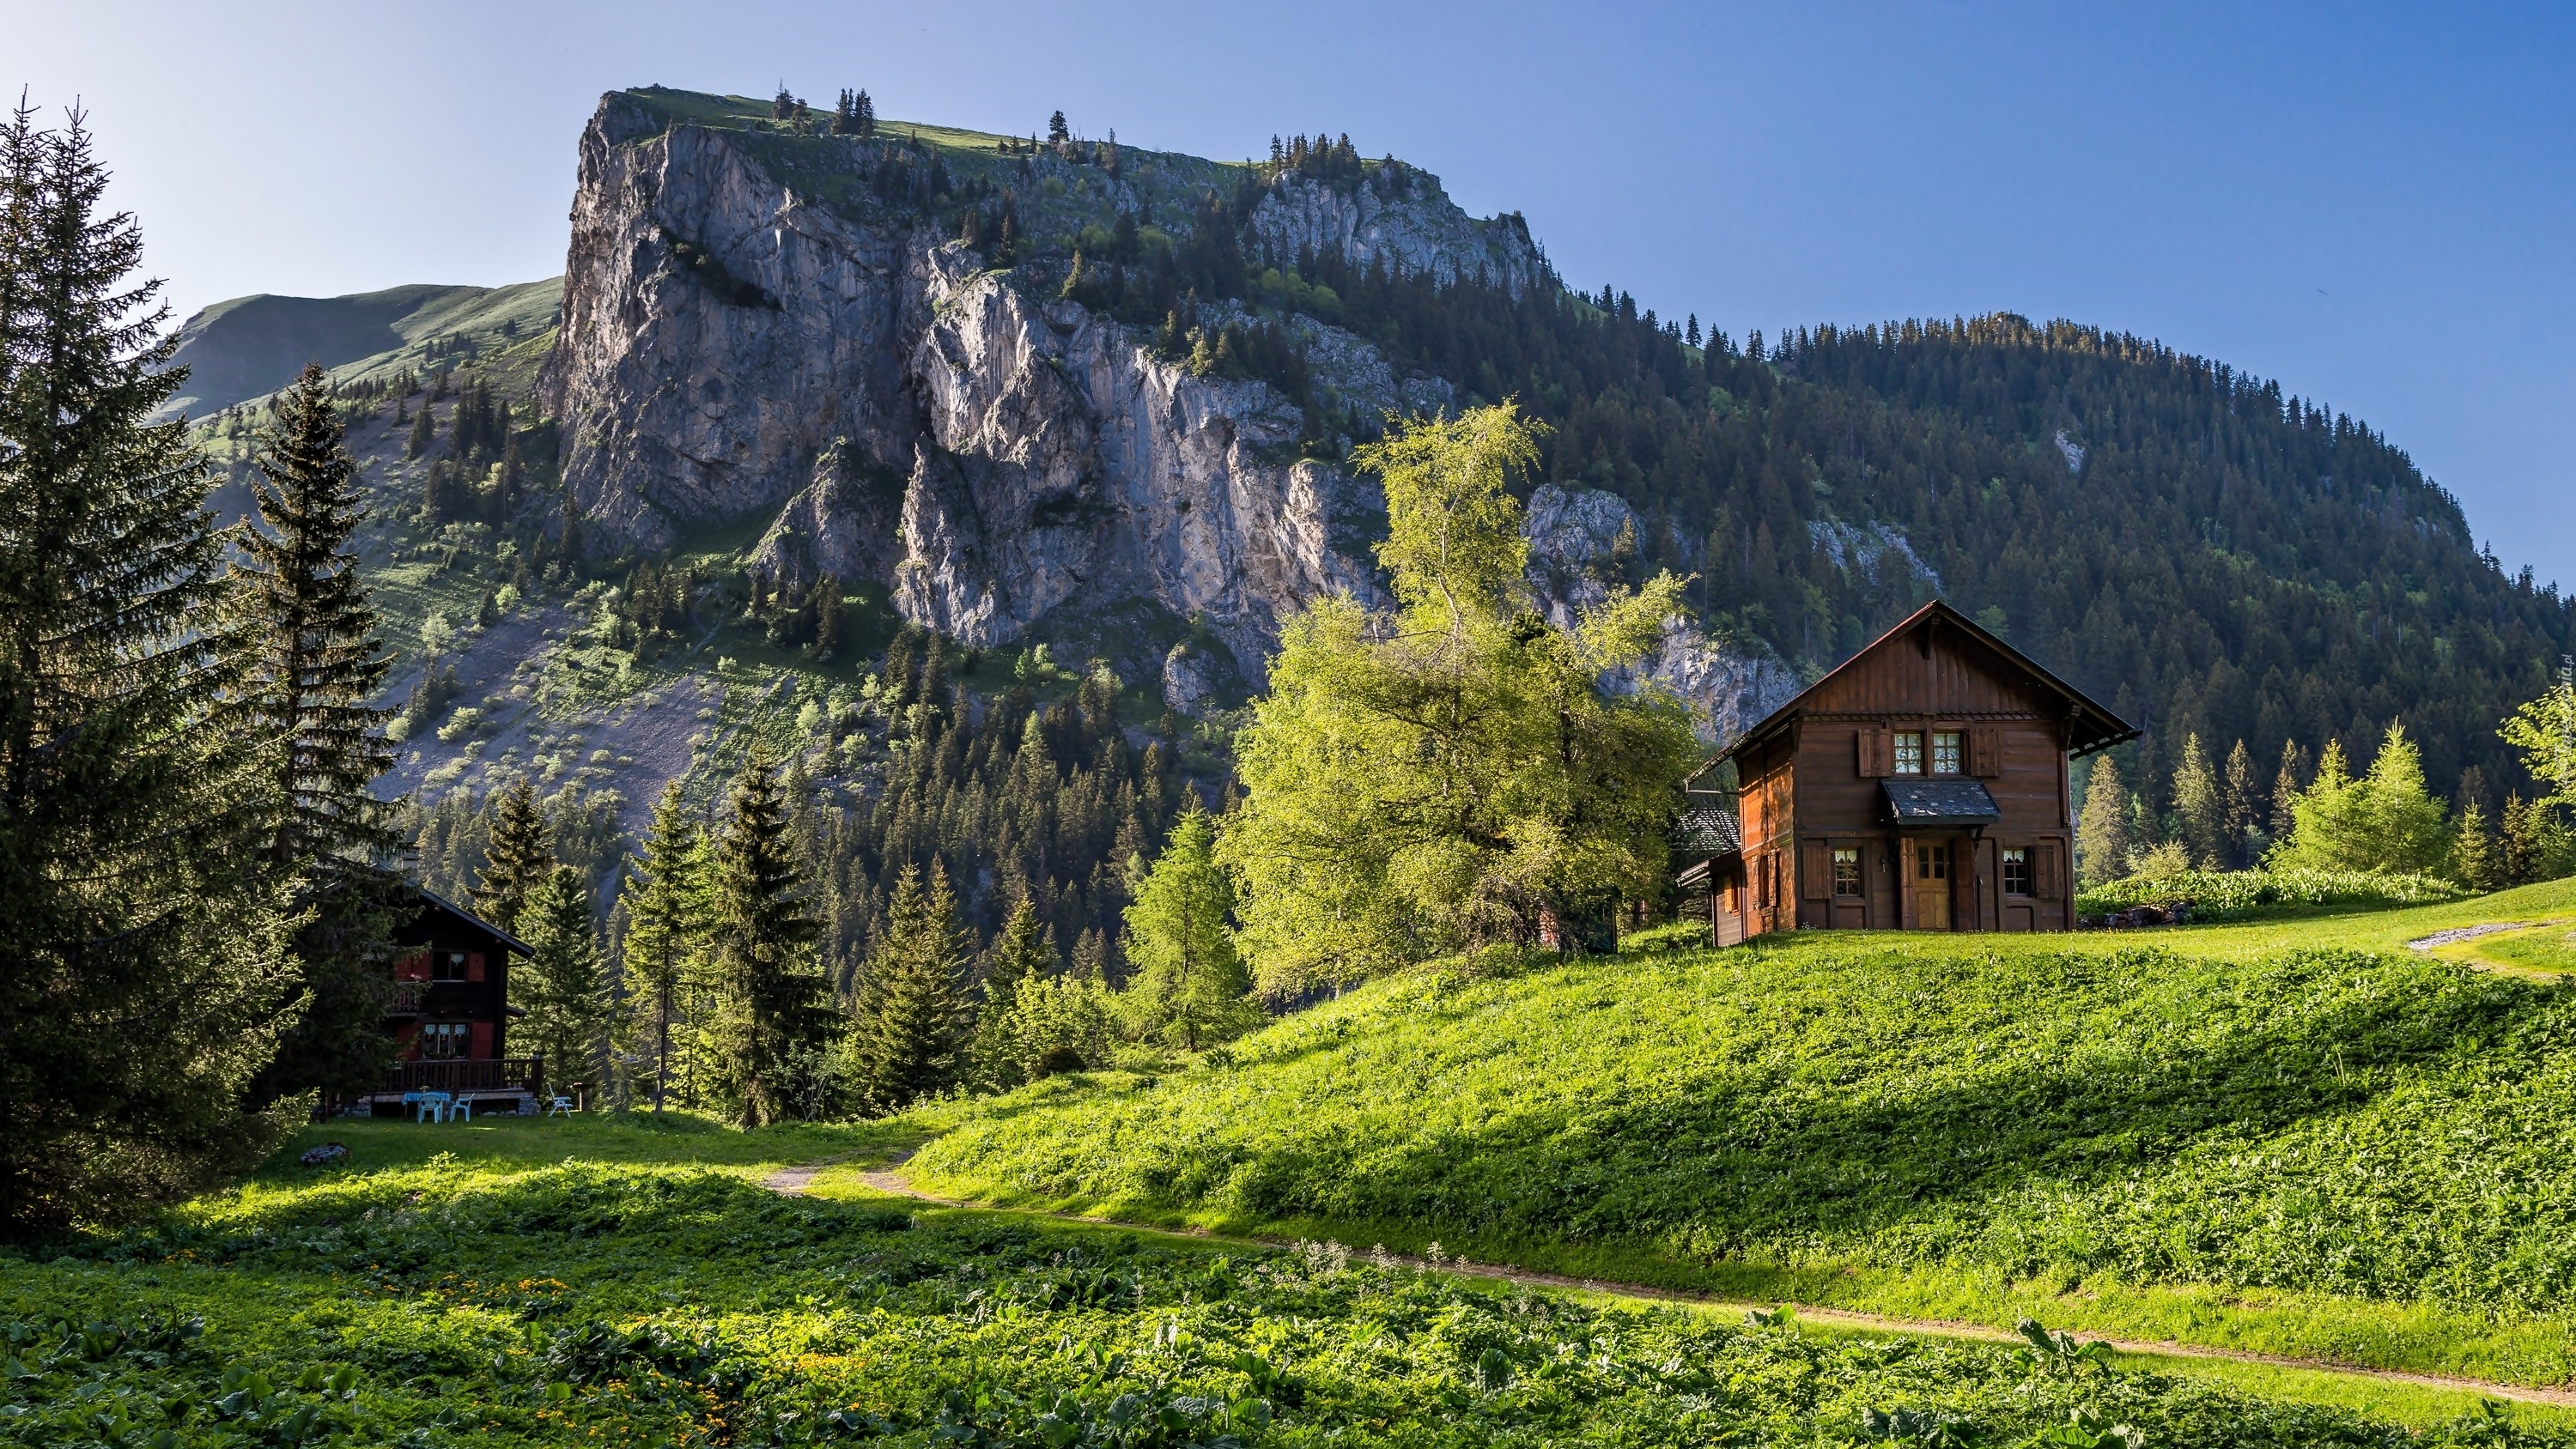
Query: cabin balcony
356,1057,547,1118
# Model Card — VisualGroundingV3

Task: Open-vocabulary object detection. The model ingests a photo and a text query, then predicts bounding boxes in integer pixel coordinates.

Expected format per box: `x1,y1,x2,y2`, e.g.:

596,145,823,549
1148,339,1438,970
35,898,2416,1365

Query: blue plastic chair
416,1091,453,1123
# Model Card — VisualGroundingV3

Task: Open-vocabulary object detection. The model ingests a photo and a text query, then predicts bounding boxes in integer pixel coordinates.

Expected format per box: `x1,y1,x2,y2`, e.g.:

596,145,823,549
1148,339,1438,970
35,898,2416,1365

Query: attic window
433,952,468,982
1931,731,1961,774
1893,731,1923,774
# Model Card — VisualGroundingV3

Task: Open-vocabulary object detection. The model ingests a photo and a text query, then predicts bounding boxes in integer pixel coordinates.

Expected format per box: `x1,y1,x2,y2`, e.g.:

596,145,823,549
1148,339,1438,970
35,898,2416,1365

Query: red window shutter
1800,841,1831,900
470,1022,495,1059
466,951,486,984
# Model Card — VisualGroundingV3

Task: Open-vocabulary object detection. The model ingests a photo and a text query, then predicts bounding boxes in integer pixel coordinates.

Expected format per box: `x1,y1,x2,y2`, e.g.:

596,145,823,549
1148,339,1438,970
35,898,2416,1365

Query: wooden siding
1728,613,2087,940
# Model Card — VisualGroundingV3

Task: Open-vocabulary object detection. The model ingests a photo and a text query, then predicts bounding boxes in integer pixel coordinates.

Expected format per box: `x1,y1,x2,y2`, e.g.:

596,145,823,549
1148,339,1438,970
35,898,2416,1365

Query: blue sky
17,1,2574,581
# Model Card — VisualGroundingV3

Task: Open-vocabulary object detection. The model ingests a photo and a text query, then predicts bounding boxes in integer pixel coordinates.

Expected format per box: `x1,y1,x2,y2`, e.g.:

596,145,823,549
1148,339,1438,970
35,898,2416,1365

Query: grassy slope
908,879,2576,1388
3,1119,2565,1446
167,280,562,421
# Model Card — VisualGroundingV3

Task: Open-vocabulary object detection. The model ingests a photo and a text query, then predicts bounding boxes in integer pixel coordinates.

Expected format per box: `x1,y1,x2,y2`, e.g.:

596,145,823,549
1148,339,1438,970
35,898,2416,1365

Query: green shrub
2077,867,2465,920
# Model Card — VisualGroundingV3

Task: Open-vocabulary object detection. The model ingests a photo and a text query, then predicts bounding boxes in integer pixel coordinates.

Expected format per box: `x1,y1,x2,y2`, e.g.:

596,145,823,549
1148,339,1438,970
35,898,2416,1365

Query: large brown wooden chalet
1679,600,2134,942
359,889,544,1117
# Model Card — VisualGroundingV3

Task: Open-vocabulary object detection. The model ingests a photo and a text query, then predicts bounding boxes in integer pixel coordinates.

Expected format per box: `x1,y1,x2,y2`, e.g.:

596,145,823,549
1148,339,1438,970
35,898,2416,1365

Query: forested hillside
1257,247,2569,803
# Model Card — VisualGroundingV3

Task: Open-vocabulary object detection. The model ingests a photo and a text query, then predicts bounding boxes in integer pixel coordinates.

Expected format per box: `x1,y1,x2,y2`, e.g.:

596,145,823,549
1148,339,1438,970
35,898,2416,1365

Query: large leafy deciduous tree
709,748,829,1128
0,102,293,1236
1220,403,1699,993
232,363,408,1110
1121,806,1257,1049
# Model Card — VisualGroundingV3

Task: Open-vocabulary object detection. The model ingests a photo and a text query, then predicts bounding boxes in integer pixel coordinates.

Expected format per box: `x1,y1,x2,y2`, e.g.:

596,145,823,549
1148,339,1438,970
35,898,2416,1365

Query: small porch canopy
1880,778,2002,828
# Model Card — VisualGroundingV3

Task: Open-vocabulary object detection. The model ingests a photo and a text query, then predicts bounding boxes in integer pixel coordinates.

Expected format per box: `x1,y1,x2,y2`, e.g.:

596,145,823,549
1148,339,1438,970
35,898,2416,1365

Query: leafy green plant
2076,866,2464,920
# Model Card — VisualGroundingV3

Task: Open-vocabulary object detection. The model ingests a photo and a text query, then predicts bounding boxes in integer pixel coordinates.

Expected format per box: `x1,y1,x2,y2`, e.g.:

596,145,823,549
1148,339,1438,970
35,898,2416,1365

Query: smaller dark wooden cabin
360,889,542,1116
1679,600,2134,940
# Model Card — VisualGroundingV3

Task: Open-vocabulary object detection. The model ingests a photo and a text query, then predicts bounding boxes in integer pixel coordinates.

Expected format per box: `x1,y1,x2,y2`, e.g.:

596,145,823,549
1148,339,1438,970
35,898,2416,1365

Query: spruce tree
710,748,829,1128
1121,807,1256,1050
2451,797,2498,893
519,864,606,1104
2168,733,2224,870
405,401,434,459
969,894,1053,1089
2074,755,2133,889
2221,738,2260,865
472,779,553,934
0,102,292,1235
231,363,409,1109
618,780,709,1113
855,861,971,1110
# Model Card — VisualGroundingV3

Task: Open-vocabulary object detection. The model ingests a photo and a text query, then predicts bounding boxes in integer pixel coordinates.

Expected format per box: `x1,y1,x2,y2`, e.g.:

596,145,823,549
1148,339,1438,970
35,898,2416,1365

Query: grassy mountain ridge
160,278,561,419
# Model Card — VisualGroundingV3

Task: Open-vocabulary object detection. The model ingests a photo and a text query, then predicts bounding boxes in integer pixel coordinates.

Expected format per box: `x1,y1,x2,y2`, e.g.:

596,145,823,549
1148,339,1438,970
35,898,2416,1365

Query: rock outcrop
1249,175,1540,293
544,94,1455,658
1523,485,1804,747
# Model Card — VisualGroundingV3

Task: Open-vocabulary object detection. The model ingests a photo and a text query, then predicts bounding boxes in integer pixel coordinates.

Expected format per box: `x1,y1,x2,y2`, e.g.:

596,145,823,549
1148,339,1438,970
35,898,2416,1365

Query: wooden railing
378,1057,544,1098
387,979,429,1015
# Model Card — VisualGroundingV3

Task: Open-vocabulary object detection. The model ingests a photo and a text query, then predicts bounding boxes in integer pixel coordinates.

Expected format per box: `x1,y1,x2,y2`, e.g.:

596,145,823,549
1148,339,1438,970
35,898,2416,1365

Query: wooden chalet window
2002,848,2031,896
1832,847,1862,896
421,1022,468,1059
1930,731,1961,774
1892,731,1924,774
432,951,468,982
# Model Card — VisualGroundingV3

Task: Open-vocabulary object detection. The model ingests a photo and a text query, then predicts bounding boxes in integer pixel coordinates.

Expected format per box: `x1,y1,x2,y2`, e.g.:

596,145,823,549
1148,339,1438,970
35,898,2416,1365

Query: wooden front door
1911,838,1953,930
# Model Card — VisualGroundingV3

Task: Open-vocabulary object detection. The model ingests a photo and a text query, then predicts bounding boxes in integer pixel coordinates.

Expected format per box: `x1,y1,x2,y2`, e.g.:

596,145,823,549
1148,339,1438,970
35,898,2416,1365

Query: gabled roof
1715,599,2136,763
413,886,535,956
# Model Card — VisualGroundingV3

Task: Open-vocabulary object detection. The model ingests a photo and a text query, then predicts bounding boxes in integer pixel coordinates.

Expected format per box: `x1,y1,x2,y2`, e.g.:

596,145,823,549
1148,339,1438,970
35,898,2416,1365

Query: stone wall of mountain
538,92,1791,729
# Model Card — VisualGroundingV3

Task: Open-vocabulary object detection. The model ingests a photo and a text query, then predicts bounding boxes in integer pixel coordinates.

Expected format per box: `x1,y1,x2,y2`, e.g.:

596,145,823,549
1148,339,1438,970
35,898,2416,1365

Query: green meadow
7,1116,2573,1448
907,879,2576,1388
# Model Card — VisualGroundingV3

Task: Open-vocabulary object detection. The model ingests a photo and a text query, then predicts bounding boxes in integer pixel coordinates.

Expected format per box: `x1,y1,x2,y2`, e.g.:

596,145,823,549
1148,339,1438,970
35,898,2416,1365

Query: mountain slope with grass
161,280,561,418
903,880,2576,1386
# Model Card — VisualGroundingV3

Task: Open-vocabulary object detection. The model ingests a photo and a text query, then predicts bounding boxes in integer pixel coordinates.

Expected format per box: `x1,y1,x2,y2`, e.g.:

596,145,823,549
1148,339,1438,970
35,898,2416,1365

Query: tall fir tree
2168,733,2224,870
2451,797,2498,893
231,363,408,1110
519,864,607,1104
969,893,1053,1090
2221,738,2261,865
2074,755,2133,889
617,781,709,1113
710,748,829,1128
471,779,552,935
0,101,293,1235
404,402,434,459
855,861,971,1110
1121,806,1257,1050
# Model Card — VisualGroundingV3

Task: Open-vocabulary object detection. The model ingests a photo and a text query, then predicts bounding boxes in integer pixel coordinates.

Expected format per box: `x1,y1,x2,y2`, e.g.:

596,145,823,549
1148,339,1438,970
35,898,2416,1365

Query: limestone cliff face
542,95,927,549
1524,485,1804,747
545,94,1406,658
1249,174,1540,292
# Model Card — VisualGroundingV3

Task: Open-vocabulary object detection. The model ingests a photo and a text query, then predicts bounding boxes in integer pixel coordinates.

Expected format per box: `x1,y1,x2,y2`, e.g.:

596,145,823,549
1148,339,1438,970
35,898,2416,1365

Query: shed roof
1881,778,2002,827
1674,806,1743,858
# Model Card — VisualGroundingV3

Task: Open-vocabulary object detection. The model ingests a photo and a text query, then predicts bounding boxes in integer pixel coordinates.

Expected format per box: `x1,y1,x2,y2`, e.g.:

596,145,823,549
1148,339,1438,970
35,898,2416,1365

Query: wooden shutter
1857,725,1889,777
1968,725,2002,777
1800,841,1831,900
2035,840,2063,899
